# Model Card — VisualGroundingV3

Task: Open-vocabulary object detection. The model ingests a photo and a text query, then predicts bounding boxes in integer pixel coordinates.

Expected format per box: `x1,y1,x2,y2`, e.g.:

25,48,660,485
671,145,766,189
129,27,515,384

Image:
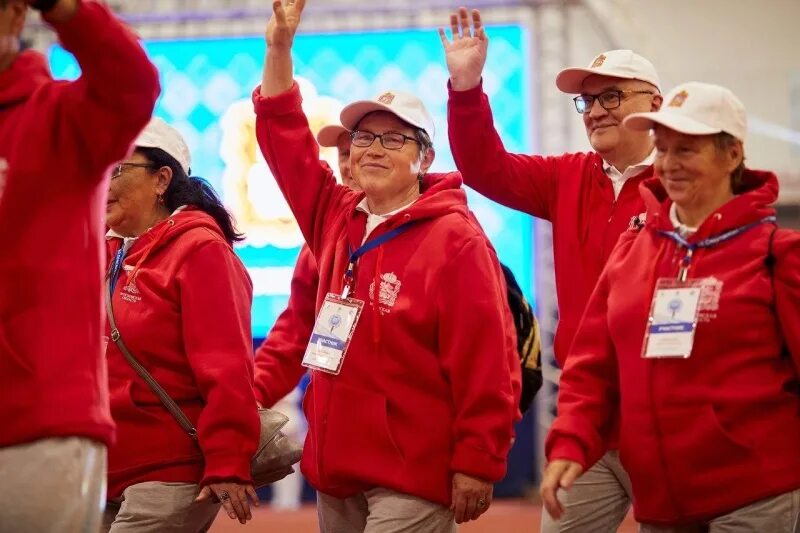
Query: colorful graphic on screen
50,26,534,337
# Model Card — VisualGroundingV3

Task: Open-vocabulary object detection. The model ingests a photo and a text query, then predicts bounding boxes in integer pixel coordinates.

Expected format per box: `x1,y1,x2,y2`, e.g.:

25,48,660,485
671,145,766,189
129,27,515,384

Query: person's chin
589,128,618,152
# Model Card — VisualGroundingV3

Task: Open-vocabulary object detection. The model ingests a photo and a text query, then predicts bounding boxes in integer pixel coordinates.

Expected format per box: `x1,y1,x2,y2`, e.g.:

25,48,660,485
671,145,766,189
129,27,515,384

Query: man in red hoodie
440,7,662,532
0,0,159,530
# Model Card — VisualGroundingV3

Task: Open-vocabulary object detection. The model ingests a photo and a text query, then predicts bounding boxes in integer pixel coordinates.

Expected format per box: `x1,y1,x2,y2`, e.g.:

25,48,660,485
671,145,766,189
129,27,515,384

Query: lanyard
109,247,126,293
658,215,776,282
342,221,416,298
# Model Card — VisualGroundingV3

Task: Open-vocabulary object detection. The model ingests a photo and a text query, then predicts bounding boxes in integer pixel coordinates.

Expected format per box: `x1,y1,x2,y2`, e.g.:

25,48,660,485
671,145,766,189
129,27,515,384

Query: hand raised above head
266,0,307,51
438,6,489,92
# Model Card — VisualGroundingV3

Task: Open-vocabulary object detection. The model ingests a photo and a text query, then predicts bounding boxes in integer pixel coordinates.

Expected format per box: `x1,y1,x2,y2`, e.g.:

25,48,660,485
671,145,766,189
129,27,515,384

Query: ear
419,147,435,175
154,165,174,196
651,93,664,112
725,139,744,173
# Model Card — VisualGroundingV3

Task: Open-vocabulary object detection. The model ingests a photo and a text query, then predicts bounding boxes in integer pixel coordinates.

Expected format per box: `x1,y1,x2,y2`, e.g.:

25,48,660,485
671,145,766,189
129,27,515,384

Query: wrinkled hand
539,459,583,520
196,482,259,524
451,472,492,524
438,7,488,91
266,0,306,51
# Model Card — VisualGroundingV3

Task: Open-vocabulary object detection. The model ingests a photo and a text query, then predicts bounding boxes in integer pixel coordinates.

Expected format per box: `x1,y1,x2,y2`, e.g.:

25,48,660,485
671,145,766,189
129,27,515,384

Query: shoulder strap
105,281,198,440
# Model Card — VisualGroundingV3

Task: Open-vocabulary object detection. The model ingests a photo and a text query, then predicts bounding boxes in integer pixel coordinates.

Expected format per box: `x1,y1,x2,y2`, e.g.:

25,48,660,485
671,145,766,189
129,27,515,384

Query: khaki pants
102,481,220,533
541,450,633,533
0,436,107,533
317,487,456,533
639,489,800,533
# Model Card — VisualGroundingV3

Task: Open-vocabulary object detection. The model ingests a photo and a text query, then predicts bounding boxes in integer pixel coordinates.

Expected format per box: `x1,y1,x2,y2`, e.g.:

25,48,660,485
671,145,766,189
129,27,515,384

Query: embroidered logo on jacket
0,158,8,202
120,266,142,303
697,276,723,322
628,212,647,231
369,272,402,314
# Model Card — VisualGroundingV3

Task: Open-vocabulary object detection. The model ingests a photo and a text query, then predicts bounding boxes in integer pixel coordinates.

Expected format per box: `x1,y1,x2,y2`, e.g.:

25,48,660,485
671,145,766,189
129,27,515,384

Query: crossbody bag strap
105,280,198,440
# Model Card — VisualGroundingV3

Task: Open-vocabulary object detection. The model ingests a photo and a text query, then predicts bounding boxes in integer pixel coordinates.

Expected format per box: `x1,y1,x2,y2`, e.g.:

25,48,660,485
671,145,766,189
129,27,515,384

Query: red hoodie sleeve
773,229,800,374
252,83,351,258
177,240,260,485
254,245,318,408
46,0,160,179
543,237,632,470
447,81,559,221
438,235,518,483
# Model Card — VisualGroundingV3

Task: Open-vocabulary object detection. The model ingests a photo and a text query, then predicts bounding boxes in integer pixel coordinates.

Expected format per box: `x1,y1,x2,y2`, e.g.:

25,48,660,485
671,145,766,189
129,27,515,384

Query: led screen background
51,26,535,337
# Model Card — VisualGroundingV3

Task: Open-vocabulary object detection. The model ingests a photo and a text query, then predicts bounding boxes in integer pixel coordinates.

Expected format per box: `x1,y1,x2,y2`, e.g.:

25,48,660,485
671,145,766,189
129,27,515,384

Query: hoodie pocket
321,381,406,486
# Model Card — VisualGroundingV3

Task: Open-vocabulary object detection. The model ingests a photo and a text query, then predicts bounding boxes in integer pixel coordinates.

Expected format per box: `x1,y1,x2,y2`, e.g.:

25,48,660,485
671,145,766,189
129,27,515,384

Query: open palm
439,7,489,91
266,0,306,50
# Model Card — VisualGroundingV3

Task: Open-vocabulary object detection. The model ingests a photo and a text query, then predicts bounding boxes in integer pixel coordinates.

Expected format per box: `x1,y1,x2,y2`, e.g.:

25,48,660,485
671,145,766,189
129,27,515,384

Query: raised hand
438,7,488,91
266,0,306,51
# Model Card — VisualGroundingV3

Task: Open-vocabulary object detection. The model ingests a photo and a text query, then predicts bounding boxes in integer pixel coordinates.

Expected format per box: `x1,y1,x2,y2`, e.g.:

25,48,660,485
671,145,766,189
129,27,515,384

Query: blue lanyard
109,247,126,293
658,215,776,281
342,221,417,298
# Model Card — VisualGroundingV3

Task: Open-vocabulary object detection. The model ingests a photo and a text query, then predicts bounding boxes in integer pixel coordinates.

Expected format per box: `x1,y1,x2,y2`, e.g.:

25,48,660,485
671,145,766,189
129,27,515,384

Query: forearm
261,47,293,97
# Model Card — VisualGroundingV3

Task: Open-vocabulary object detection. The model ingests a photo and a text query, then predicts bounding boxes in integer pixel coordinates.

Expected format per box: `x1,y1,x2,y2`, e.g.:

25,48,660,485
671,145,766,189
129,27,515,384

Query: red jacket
546,170,800,525
253,83,520,506
254,245,317,408
0,1,159,449
448,82,651,366
104,209,260,498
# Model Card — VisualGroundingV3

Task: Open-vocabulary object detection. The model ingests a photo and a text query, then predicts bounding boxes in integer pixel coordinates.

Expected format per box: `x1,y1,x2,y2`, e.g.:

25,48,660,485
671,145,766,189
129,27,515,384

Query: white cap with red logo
340,90,435,140
624,81,747,142
556,49,661,94
134,117,191,174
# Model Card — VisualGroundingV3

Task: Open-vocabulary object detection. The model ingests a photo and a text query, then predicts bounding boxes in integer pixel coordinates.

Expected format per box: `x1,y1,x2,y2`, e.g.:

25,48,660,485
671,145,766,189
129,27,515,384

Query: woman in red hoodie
541,82,800,532
252,1,519,531
103,118,260,531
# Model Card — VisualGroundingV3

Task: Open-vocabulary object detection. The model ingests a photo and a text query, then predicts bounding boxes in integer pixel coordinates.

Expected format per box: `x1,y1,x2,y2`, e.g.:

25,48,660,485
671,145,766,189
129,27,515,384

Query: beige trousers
0,436,107,533
541,450,633,533
317,487,456,533
102,481,220,533
639,489,800,533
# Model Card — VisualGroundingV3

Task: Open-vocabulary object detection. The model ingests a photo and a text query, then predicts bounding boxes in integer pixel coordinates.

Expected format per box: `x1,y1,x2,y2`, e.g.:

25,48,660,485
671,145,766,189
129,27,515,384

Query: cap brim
624,112,721,136
555,68,597,94
316,125,349,147
340,101,428,133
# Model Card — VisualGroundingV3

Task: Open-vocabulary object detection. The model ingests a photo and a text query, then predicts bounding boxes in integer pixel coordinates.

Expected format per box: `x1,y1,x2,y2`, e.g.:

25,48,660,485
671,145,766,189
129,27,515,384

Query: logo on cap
590,54,607,68
668,90,689,108
378,92,395,105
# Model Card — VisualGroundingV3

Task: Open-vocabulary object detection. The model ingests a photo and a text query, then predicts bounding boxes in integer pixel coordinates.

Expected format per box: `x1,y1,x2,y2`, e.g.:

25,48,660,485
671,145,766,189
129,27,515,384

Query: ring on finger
219,490,230,501
477,497,486,508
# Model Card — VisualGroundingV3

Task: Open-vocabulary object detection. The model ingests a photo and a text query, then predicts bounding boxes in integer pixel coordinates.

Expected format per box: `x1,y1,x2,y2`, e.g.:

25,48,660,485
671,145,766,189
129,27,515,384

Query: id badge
642,279,703,359
302,293,363,374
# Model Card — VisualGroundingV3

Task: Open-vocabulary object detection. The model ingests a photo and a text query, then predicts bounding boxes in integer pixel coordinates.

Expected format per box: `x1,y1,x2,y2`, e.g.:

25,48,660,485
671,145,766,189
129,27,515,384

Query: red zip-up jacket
546,170,800,525
448,82,651,366
104,209,260,498
254,245,317,408
0,1,159,449
253,83,520,506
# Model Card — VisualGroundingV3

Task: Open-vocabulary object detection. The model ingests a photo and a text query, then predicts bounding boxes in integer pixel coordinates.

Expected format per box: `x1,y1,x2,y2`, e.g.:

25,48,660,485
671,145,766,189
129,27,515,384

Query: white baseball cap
624,82,747,142
316,124,350,148
340,90,435,140
134,117,191,174
556,49,660,94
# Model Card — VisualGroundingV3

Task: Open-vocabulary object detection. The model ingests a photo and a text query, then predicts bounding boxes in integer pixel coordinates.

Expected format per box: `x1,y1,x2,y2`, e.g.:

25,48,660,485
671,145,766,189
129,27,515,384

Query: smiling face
579,75,661,157
653,126,741,213
350,111,433,210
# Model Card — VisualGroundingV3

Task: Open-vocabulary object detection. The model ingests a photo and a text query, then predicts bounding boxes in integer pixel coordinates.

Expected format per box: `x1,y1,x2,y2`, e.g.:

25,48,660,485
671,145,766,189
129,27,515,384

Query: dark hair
136,147,244,244
713,132,746,194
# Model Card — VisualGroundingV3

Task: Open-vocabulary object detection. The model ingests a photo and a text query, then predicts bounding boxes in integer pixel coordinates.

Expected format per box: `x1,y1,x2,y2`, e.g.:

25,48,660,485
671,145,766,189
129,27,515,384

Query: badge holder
302,293,364,375
641,278,703,359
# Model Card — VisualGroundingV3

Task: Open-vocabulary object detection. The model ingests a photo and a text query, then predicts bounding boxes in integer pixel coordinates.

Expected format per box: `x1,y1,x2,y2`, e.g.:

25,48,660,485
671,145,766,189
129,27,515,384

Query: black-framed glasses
110,162,155,179
573,90,654,114
351,130,419,151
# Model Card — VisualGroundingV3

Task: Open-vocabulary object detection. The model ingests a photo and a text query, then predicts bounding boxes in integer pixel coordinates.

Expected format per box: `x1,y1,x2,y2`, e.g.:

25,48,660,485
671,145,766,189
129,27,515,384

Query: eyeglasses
110,162,155,179
351,130,419,151
573,90,654,114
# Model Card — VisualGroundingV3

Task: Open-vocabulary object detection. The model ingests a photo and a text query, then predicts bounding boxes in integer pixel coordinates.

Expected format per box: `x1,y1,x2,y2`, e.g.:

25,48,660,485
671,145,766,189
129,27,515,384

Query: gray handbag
105,280,303,488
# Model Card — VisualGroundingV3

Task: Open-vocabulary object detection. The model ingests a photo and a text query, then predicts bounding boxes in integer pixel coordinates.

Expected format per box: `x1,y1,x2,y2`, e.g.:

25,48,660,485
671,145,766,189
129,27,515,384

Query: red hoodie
0,1,159,449
448,82,652,366
546,170,800,525
104,209,260,498
253,83,520,506
254,245,317,408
